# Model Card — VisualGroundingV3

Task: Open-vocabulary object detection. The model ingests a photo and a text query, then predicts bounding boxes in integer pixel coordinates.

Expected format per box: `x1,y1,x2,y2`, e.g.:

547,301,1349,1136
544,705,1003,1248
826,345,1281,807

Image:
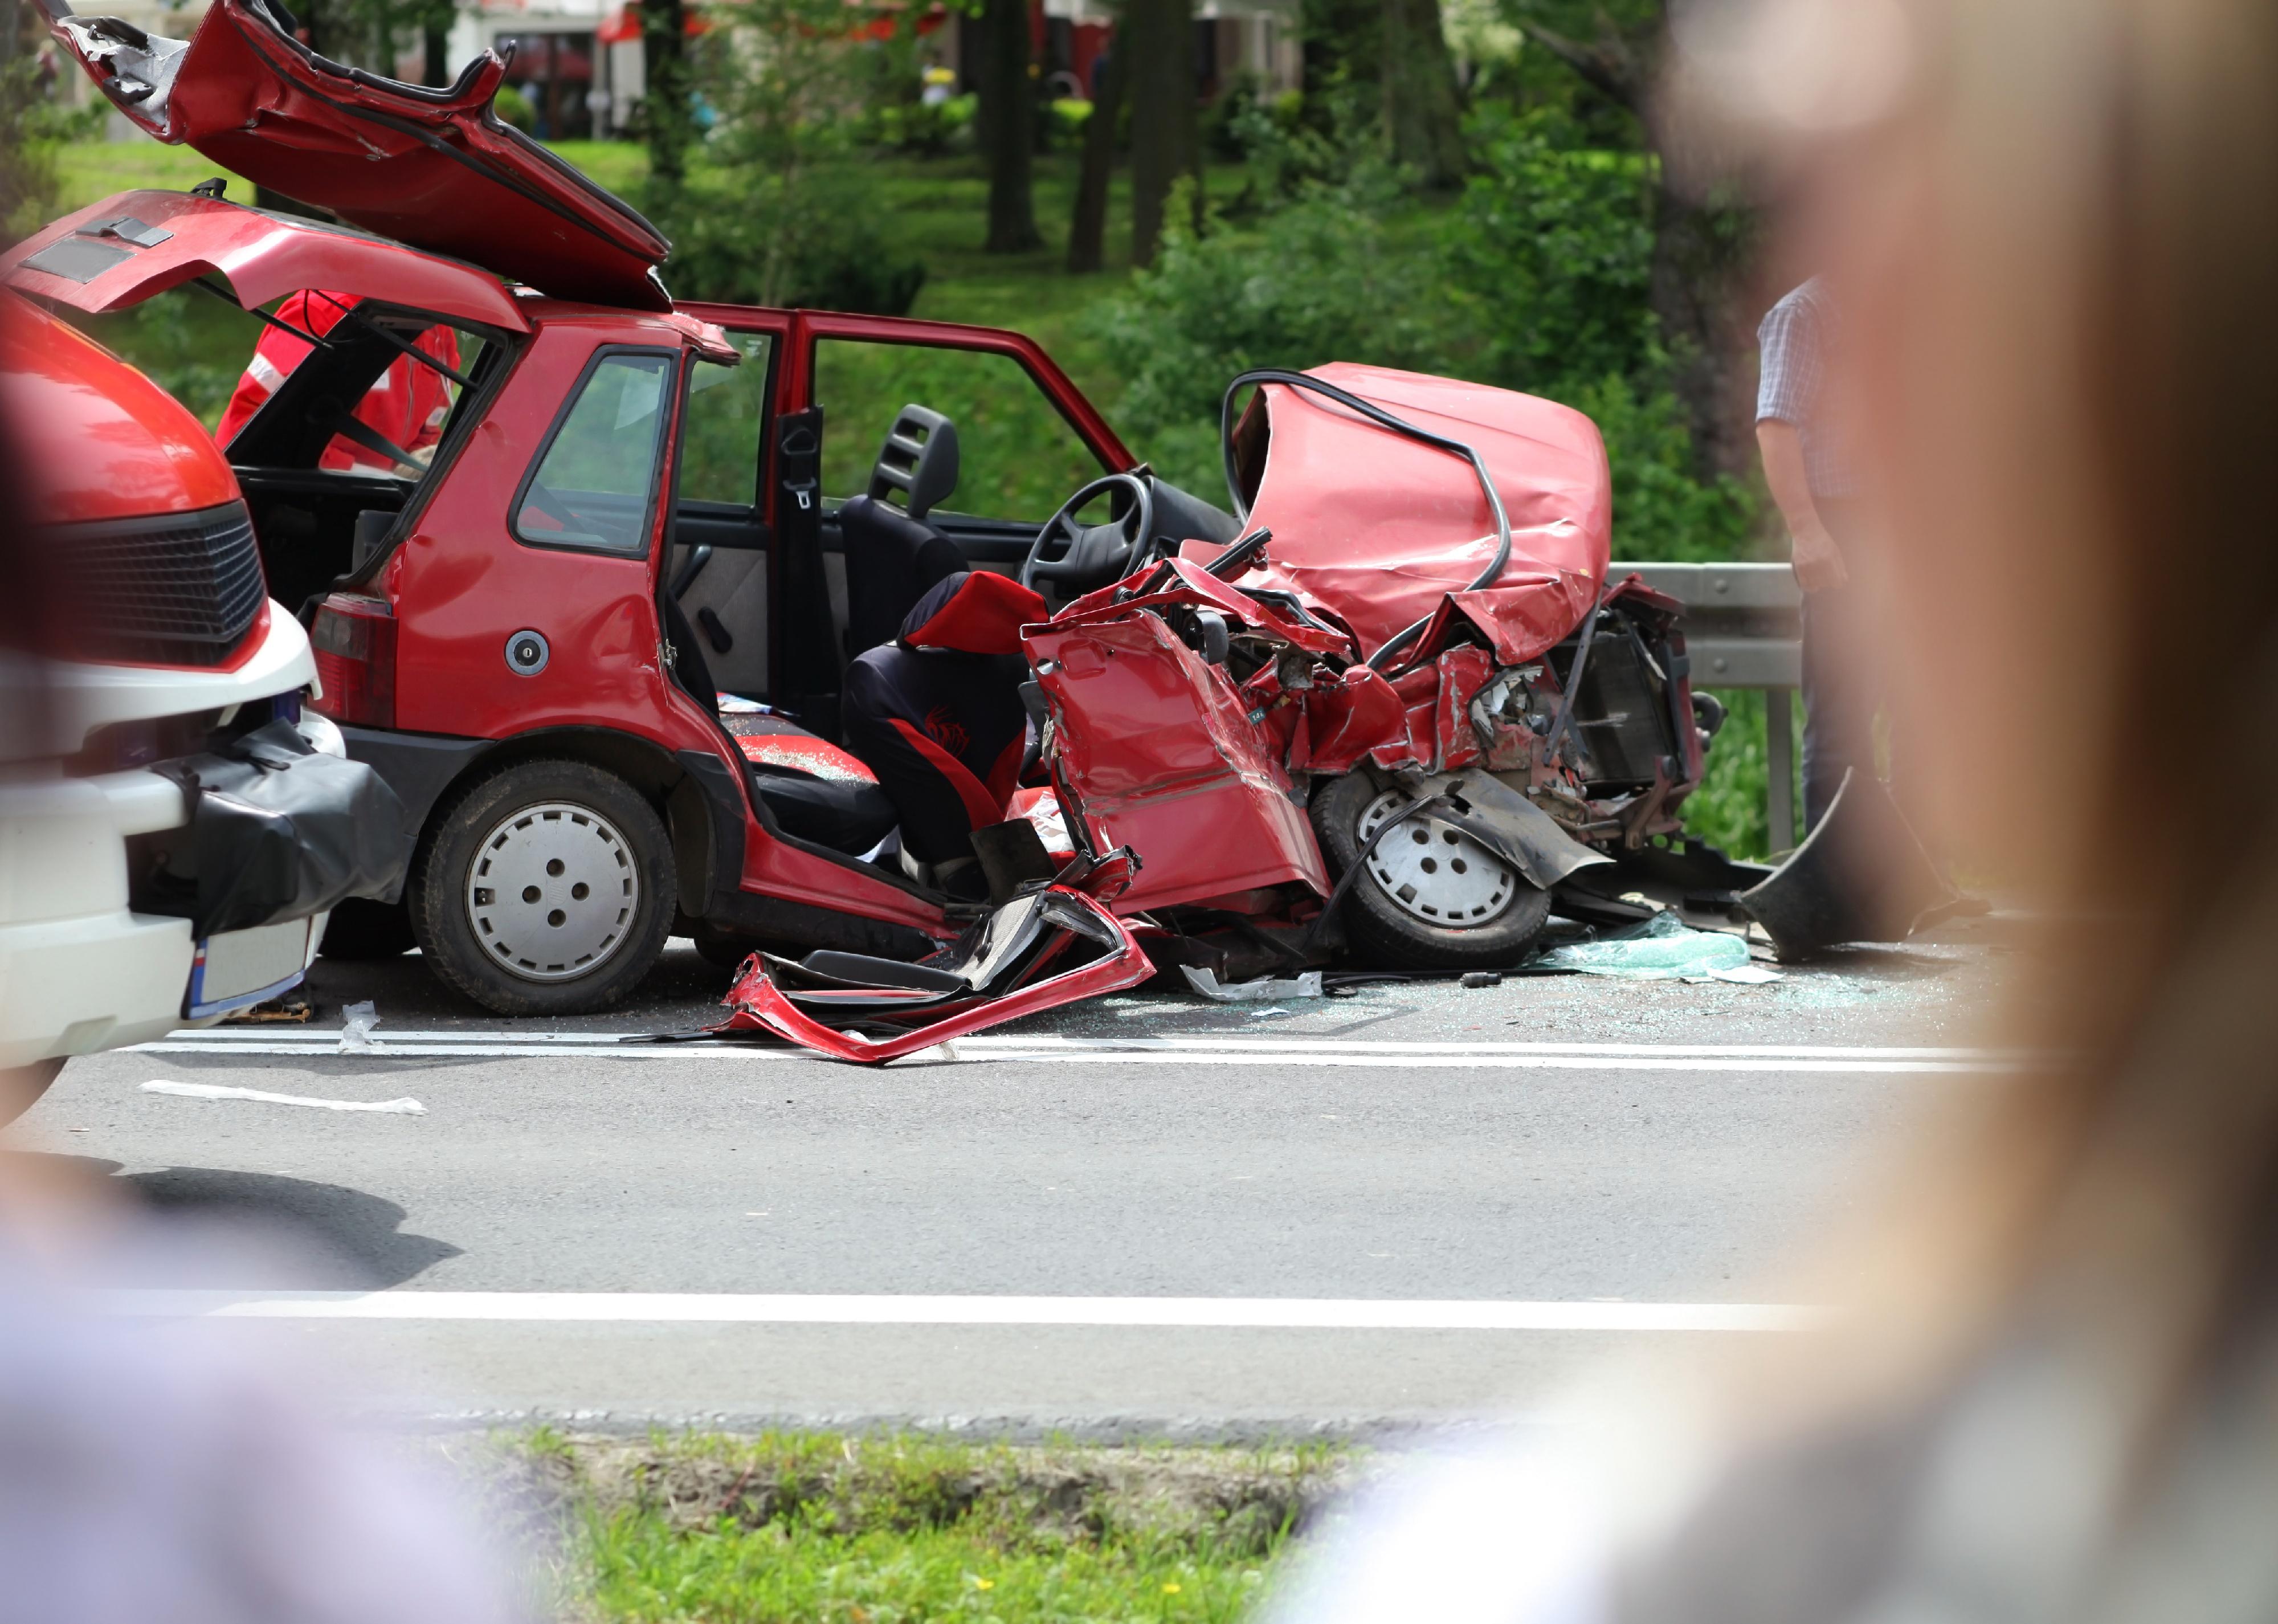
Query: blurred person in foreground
1271,0,2278,1619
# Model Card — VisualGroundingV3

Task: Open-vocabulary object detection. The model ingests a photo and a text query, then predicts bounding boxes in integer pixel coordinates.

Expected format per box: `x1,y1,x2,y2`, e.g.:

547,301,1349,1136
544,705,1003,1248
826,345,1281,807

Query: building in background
63,0,1299,141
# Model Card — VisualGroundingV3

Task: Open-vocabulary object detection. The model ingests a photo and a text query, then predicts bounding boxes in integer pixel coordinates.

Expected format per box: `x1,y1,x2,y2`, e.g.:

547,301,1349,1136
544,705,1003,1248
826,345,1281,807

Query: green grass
500,1429,1343,1623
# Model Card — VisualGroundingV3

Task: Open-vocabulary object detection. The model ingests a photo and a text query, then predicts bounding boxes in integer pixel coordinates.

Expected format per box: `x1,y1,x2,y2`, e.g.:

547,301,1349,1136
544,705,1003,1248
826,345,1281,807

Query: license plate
186,918,314,1019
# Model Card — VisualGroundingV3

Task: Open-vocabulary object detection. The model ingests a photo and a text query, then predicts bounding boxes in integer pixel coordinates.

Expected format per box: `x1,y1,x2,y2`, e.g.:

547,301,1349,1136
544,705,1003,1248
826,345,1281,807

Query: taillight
308,594,397,728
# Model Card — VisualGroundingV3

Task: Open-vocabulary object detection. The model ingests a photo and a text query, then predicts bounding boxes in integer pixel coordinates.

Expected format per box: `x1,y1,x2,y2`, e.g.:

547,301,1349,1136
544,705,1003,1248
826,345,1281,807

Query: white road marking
103,1290,1818,1332
140,1080,426,1113
128,1029,2019,1073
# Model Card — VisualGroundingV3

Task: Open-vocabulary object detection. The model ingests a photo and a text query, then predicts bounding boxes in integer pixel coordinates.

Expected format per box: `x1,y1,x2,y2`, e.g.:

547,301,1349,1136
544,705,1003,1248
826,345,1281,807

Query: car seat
668,593,901,858
838,404,965,660
842,570,1048,874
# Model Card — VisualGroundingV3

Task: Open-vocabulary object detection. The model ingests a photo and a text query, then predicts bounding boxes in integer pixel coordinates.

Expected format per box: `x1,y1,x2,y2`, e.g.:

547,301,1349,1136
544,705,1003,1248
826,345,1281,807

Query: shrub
1091,107,1758,560
1434,108,1660,392
661,173,927,314
491,83,535,133
1091,184,1454,489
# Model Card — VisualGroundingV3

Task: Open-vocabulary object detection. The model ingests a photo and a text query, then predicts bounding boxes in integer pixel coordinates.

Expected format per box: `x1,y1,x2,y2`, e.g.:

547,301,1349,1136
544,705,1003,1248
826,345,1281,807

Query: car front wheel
410,760,676,1016
1310,770,1552,971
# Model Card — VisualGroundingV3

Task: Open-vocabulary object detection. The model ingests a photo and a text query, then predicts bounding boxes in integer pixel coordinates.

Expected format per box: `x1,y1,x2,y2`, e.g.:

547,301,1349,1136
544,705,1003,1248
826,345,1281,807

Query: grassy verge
489,1430,1350,1622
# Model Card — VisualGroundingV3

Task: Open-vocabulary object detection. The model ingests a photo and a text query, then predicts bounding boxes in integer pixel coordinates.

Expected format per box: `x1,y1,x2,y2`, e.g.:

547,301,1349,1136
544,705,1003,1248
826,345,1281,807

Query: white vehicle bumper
0,646,347,1070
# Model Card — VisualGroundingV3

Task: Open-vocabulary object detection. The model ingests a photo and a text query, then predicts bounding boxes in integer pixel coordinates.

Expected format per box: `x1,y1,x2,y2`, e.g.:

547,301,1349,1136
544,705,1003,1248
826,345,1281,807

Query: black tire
1311,770,1552,971
1,1058,64,1128
409,759,677,1016
319,897,418,960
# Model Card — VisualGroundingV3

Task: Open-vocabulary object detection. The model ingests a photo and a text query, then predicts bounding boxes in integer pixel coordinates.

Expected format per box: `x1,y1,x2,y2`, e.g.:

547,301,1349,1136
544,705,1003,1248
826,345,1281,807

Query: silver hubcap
1357,789,1517,927
465,801,640,982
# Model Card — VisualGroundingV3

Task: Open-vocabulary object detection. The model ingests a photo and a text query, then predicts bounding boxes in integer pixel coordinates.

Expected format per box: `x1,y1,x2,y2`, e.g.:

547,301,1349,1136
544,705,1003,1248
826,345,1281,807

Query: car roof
2,191,532,333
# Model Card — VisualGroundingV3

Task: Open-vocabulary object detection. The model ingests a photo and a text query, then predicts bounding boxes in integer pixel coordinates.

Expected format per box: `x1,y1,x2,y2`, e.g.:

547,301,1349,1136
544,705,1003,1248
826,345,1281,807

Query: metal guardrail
1614,561,1803,851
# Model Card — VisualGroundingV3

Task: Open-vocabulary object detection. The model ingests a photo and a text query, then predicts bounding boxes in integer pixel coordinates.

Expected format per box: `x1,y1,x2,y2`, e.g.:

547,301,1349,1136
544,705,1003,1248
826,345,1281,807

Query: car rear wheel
410,760,676,1016
1310,770,1552,971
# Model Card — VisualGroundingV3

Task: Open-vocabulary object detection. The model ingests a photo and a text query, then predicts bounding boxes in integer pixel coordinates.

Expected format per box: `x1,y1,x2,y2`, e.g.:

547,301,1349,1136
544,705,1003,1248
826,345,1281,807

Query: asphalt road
7,917,2016,1439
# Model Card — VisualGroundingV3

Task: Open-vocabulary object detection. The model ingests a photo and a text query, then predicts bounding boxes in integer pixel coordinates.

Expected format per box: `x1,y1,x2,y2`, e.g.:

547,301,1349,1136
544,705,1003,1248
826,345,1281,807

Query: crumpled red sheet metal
712,870,1152,1064
1218,363,1610,664
1054,556,1356,658
1028,613,1329,912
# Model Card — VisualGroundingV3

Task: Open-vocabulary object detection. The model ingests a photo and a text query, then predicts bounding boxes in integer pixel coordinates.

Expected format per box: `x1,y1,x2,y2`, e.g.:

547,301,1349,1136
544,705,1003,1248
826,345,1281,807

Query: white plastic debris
338,999,383,1052
1534,912,1783,984
142,1080,424,1114
1180,966,1325,1002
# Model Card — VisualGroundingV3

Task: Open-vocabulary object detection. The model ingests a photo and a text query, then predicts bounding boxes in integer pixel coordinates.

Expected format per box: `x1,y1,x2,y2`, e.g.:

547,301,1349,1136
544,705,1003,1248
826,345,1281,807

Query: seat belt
322,409,424,477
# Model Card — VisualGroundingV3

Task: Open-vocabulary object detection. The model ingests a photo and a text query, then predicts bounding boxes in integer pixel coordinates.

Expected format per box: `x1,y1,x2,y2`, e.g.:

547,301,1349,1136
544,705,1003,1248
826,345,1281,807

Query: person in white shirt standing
1756,276,1872,834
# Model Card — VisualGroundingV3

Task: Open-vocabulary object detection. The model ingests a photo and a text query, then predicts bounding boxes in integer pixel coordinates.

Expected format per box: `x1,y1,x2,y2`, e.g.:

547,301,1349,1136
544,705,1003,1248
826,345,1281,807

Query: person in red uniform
213,289,459,473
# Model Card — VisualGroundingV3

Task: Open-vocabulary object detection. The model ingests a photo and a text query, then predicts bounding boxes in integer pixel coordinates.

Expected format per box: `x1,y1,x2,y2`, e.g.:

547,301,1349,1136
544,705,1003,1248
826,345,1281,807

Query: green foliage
663,173,929,313
490,82,535,133
1091,181,1452,492
1679,688,1802,860
1092,109,1756,557
645,0,929,313
2,15,101,236
1437,108,1656,390
864,92,977,154
1565,373,1754,560
815,338,1103,518
73,288,263,432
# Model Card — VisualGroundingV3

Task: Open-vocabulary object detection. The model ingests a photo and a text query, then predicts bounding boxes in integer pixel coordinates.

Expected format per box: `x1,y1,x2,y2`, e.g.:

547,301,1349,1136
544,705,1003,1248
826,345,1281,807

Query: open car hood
1215,364,1612,664
35,0,671,311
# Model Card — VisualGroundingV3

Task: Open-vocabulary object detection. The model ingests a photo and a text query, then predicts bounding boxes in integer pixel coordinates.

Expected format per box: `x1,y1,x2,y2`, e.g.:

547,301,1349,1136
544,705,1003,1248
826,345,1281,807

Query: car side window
813,339,1103,521
514,348,677,553
678,332,774,507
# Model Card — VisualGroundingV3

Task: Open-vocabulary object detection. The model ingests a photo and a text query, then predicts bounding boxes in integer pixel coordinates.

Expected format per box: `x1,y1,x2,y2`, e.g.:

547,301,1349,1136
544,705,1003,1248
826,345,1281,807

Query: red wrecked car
15,0,1714,1042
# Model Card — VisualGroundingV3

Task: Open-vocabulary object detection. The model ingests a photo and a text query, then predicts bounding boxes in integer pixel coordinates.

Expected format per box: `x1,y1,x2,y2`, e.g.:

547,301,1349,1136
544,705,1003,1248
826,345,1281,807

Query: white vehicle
1,289,410,1123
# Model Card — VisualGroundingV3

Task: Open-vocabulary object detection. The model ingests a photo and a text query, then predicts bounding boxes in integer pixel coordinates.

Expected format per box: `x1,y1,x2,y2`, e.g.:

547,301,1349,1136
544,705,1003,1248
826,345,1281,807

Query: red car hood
35,0,671,311
1215,364,1612,664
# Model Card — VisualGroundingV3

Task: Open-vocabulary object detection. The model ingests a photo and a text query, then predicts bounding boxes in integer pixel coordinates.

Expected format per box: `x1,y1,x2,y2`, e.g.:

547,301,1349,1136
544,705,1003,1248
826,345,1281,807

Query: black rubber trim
337,725,493,844
674,748,750,917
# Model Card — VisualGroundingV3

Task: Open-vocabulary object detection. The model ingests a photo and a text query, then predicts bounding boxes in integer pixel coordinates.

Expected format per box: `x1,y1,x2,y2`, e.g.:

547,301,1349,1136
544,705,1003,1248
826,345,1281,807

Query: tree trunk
1514,7,1757,482
640,0,691,197
978,0,1042,252
1647,177,1757,482
423,24,449,87
1379,0,1464,189
1124,0,1196,268
1067,29,1126,273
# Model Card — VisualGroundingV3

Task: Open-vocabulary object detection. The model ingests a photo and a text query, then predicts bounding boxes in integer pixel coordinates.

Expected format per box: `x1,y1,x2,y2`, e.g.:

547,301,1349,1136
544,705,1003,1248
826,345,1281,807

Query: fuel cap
504,630,550,676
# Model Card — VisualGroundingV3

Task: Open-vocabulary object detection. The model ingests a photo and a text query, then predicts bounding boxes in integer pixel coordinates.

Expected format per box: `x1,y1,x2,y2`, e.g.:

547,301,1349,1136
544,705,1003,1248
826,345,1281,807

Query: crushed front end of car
1020,364,1710,978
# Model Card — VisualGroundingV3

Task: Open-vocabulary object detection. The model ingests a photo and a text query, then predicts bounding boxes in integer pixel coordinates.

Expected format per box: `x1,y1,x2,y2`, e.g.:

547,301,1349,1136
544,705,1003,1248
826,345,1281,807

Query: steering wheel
1019,472,1156,594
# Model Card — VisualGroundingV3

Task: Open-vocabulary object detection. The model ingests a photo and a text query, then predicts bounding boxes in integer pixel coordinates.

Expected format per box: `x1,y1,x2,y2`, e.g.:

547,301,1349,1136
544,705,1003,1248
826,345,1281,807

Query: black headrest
867,404,960,522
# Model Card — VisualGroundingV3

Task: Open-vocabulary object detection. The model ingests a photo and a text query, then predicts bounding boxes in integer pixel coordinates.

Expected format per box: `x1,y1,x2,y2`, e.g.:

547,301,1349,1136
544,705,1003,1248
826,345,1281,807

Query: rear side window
515,349,677,553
